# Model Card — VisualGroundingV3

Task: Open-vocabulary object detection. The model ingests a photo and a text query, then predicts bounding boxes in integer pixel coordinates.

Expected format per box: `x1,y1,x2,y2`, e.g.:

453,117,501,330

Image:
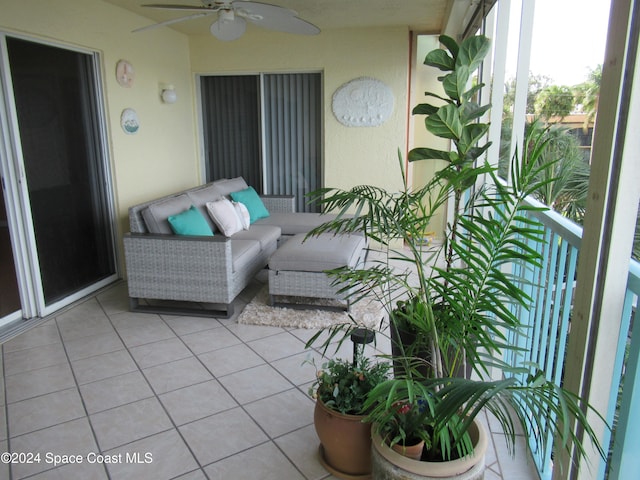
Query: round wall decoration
116,59,135,88
120,108,140,134
332,77,394,127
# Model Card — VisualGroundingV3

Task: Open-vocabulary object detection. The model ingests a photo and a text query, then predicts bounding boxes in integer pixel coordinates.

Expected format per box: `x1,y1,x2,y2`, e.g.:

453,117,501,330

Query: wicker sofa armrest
260,195,295,213
123,233,233,304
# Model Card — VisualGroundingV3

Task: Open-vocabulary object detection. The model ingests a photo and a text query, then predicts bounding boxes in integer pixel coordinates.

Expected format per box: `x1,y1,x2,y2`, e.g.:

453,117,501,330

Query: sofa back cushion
186,184,226,232
137,177,250,234
212,177,249,196
186,178,250,231
142,194,193,234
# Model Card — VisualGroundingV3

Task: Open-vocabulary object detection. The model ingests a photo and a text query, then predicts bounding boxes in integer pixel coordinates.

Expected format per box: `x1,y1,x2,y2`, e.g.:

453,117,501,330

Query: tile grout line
165,294,314,479
3,319,88,479
167,276,330,479
54,302,113,480
99,300,211,480
1,342,14,480
131,285,309,477
3,313,110,479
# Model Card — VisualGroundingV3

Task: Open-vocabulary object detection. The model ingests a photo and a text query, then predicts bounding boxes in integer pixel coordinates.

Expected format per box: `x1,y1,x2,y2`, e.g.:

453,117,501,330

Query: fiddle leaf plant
410,35,492,274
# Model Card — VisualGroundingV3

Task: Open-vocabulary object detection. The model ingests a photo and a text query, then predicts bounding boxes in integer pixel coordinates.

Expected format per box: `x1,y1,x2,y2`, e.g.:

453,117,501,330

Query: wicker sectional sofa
123,176,335,317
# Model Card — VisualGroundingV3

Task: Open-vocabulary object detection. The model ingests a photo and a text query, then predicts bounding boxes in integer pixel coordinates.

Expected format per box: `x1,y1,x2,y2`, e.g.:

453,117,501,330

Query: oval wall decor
120,108,140,134
332,77,394,127
116,59,135,88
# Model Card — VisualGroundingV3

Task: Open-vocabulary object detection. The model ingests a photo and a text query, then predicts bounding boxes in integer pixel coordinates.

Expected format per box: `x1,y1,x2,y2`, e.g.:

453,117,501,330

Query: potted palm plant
308,349,389,479
306,34,606,479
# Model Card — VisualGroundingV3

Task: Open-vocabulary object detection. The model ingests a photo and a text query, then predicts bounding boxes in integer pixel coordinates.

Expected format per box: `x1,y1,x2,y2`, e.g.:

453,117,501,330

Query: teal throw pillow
167,205,214,236
230,187,270,224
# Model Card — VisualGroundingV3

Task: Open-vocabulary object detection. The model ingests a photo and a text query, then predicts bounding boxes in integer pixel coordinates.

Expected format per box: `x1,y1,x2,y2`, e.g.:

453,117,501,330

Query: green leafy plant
308,352,389,416
573,64,602,131
306,34,607,465
367,385,472,461
534,85,575,120
525,120,590,223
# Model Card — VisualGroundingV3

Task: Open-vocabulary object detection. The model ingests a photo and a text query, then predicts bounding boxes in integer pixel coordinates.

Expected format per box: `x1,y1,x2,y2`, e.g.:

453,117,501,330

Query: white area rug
236,286,384,329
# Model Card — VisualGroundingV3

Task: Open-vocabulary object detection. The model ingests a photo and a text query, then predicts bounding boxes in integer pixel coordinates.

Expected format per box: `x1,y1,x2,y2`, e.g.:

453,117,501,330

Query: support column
557,0,640,479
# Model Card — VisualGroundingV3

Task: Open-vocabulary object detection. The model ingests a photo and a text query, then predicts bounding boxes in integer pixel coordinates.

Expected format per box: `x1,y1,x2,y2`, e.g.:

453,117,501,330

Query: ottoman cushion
269,233,365,273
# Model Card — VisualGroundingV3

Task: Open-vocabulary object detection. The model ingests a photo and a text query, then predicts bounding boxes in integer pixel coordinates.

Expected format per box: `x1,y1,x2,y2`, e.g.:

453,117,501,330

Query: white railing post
608,263,640,479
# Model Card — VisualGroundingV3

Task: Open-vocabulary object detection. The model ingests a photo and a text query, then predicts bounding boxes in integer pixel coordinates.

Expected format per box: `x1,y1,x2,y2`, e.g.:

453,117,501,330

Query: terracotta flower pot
391,439,425,461
314,399,373,479
371,419,487,480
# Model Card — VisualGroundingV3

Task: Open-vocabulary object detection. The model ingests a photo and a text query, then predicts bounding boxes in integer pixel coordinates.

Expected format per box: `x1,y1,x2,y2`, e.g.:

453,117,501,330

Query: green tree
503,73,552,115
502,66,640,262
573,64,602,131
534,85,574,120
527,121,590,223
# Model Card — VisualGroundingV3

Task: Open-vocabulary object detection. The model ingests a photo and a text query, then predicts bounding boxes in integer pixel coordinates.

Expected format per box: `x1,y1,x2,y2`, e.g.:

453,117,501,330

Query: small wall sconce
161,85,177,104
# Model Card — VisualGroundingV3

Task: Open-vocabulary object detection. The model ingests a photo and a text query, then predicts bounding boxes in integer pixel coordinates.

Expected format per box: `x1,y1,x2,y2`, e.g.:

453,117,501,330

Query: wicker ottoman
268,233,366,311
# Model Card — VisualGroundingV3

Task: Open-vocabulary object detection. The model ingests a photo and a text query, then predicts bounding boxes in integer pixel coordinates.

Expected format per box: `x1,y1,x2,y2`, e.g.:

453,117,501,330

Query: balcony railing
506,196,639,480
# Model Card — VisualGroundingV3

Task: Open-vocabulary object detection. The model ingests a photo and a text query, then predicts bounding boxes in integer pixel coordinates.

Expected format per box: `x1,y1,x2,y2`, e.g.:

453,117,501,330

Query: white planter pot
371,419,488,480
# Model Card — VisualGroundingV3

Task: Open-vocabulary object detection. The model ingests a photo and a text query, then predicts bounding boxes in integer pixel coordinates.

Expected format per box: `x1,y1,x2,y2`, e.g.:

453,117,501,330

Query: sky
508,0,611,86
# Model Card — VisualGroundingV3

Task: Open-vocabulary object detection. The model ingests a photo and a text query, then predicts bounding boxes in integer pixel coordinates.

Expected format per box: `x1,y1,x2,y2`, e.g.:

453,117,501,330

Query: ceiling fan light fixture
210,13,246,41
218,8,235,23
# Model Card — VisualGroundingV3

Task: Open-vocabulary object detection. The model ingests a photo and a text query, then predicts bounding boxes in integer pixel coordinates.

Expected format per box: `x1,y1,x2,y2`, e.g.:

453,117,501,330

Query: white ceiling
104,0,456,36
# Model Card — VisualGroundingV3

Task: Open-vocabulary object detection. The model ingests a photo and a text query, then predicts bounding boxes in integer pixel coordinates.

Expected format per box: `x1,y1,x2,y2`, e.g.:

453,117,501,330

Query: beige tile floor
0,275,541,479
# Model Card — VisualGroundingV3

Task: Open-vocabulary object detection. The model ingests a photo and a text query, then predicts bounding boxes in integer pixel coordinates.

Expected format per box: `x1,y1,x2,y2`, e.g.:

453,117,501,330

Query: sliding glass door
0,35,117,324
200,72,322,212
0,192,20,318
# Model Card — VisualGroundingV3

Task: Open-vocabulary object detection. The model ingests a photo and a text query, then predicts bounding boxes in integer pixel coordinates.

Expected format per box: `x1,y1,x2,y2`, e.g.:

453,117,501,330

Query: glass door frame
0,32,119,328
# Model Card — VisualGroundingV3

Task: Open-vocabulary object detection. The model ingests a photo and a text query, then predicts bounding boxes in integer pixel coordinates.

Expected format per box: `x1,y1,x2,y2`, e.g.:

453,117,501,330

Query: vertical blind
201,72,322,212
200,75,262,190
262,73,322,212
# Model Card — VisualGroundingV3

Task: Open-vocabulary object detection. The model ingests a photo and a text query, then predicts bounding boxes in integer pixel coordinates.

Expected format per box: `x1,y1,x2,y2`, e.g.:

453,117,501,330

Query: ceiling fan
134,1,320,41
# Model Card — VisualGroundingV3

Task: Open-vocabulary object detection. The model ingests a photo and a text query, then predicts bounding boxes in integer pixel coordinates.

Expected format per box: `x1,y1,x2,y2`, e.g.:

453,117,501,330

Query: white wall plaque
332,77,394,127
116,60,135,88
121,108,140,134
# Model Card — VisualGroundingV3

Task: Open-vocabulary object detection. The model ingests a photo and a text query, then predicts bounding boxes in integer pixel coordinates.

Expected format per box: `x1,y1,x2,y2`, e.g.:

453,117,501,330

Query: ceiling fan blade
141,3,220,11
133,11,214,32
234,1,320,35
233,1,298,17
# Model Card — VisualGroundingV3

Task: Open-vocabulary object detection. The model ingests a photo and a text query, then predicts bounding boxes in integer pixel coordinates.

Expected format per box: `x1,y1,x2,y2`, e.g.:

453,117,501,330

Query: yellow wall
0,0,199,245
190,27,411,192
1,0,423,268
